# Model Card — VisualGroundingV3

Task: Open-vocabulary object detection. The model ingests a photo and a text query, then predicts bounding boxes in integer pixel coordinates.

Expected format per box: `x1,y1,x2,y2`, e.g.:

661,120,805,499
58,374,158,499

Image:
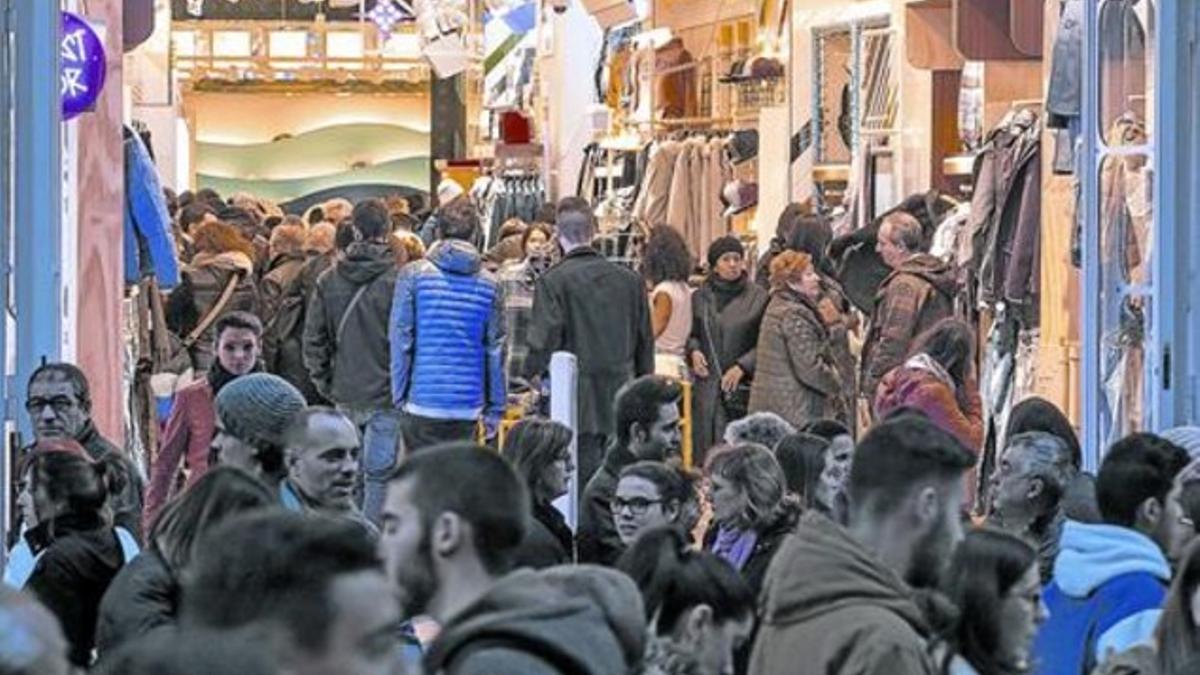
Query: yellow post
680,379,693,469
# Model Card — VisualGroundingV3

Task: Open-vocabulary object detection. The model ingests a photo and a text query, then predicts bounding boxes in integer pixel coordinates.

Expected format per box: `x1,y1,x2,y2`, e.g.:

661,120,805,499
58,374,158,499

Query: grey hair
881,211,924,252
724,412,797,451
1004,431,1075,497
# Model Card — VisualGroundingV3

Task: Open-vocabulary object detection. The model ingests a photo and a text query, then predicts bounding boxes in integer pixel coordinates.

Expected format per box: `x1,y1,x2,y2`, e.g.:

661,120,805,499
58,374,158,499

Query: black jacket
687,276,769,460
524,247,653,436
514,500,574,569
303,242,398,409
77,422,145,542
95,548,177,657
25,512,126,667
577,442,636,565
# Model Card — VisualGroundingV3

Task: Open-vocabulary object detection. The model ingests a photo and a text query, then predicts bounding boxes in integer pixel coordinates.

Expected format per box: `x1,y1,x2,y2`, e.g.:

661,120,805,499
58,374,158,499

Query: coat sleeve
183,393,213,488
633,279,655,378
302,284,334,401
389,269,417,408
144,399,189,532
782,312,841,396
27,550,94,665
522,277,563,380
483,281,508,421
864,278,922,394
735,291,768,376
686,293,705,359
126,135,181,289
164,274,197,337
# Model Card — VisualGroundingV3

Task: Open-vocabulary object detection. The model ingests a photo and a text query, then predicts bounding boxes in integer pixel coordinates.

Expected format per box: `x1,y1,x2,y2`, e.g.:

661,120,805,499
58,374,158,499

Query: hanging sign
61,11,107,121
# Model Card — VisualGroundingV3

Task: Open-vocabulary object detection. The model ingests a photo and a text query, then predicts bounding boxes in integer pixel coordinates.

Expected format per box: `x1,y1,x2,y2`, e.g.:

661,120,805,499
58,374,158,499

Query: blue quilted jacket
390,240,506,422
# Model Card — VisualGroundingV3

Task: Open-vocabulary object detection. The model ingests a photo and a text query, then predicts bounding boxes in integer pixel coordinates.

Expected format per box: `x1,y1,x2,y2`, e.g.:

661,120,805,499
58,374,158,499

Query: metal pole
1150,0,1177,432
548,351,579,530
1079,0,1100,470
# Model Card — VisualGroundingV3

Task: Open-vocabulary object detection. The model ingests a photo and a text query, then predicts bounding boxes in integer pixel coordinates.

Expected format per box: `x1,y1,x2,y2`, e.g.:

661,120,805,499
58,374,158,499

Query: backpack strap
336,283,371,346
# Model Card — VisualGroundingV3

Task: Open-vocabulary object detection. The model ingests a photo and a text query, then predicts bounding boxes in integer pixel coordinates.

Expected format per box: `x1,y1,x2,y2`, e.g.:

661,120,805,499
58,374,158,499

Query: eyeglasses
610,496,663,516
25,396,77,415
1181,515,1195,529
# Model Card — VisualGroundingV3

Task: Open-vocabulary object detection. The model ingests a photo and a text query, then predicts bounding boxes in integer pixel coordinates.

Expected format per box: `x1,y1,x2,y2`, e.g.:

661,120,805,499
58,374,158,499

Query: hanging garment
124,129,180,289
634,141,682,227
654,38,698,120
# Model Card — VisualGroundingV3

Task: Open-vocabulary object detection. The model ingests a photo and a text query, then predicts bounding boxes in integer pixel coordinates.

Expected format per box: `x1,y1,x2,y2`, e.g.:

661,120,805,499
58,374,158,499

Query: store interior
98,0,1189,467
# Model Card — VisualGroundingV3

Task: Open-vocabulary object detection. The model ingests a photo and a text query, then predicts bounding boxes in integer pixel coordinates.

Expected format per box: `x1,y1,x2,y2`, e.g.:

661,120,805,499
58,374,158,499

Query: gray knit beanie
215,373,306,447
1163,426,1200,461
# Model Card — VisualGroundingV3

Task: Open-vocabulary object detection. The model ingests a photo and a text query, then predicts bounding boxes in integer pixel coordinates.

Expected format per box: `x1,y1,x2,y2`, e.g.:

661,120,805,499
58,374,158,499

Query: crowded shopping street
4,0,1200,673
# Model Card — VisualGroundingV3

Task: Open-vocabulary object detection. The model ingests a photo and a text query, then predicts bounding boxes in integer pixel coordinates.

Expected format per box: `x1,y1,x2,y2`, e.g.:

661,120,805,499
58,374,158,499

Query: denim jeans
342,407,403,526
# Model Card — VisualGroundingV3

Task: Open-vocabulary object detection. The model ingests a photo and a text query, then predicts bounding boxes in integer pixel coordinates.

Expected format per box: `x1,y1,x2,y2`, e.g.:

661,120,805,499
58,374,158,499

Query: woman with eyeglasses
612,461,700,551
618,526,756,675
502,417,576,568
936,528,1047,675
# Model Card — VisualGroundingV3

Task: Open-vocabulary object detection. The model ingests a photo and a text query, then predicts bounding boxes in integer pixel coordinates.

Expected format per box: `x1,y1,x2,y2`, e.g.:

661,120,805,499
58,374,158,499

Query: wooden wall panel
75,0,125,443
954,0,1033,61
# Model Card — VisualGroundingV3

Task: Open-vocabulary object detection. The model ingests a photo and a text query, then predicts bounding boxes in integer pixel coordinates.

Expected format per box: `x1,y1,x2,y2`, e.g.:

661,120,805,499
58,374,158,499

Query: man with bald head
861,211,957,399
279,407,377,535
524,197,654,486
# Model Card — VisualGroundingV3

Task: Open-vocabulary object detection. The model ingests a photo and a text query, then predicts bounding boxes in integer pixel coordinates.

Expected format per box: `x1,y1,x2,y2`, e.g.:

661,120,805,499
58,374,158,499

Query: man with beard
378,443,647,675
280,407,377,536
182,511,402,675
749,415,975,675
145,311,263,532
24,363,144,540
578,375,683,565
1032,433,1191,675
987,431,1075,582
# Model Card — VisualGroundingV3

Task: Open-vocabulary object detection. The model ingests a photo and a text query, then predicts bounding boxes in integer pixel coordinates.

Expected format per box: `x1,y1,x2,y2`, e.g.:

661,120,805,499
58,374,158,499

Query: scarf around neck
711,526,758,571
708,273,747,313
207,360,261,396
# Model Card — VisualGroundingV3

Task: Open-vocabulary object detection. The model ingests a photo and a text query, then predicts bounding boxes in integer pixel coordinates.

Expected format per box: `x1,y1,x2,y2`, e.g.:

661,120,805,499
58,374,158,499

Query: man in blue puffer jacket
391,198,506,452
1032,433,1191,674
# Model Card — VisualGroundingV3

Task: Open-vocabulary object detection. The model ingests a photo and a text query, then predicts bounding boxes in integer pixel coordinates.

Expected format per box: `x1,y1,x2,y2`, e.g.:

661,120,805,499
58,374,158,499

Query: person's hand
721,365,745,393
817,297,842,327
691,350,710,378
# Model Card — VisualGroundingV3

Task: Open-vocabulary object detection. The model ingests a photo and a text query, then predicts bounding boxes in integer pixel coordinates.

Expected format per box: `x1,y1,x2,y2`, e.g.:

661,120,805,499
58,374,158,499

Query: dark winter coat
95,548,177,657
861,254,957,398
259,253,307,328
303,242,398,409
390,240,506,422
524,247,654,436
424,565,646,675
165,251,260,374
748,288,844,430
749,512,939,675
687,275,769,461
578,442,636,565
25,512,127,667
514,500,574,569
264,251,332,406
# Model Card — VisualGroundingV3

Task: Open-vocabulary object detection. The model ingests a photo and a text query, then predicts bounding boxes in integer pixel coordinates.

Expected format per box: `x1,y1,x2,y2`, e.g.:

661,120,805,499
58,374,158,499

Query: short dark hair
909,318,975,389
882,211,924,252
616,526,754,633
307,206,326,225
29,362,92,412
535,202,557,225
643,225,692,285
183,511,379,652
214,311,263,341
195,188,223,208
774,433,830,509
849,416,976,516
619,460,698,515
556,197,595,245
386,443,528,574
800,419,851,441
435,199,480,242
502,417,572,499
334,220,357,251
1097,433,1190,527
614,376,683,449
941,528,1038,675
1005,397,1082,469
351,199,390,241
179,202,216,232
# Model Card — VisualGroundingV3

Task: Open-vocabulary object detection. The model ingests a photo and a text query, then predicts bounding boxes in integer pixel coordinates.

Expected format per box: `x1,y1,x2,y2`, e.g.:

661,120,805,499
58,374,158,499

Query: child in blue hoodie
1031,433,1192,674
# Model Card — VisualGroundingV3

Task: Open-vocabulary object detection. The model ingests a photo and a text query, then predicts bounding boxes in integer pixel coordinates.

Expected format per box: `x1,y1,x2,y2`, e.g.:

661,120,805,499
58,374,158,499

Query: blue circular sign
61,11,107,121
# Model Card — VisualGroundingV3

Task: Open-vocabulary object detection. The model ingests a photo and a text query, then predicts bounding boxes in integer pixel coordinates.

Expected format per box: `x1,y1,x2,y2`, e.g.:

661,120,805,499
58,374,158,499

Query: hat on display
437,179,465,204
707,235,746,268
215,373,307,448
721,181,759,218
726,129,759,165
719,55,786,83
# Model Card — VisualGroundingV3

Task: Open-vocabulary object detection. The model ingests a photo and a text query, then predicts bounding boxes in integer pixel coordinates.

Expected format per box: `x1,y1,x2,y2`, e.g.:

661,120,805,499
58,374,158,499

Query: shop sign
61,11,107,121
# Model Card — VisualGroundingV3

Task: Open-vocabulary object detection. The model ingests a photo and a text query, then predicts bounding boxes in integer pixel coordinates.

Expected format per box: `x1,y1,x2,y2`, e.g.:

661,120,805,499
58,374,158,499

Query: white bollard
548,351,579,531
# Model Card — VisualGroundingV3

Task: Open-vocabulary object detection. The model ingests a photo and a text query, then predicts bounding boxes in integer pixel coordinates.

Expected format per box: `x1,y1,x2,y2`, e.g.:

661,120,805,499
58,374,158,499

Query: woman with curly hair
643,225,694,377
165,219,261,374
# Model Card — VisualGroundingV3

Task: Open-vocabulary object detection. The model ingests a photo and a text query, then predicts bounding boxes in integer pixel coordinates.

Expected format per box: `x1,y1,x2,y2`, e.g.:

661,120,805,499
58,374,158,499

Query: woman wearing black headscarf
688,236,769,463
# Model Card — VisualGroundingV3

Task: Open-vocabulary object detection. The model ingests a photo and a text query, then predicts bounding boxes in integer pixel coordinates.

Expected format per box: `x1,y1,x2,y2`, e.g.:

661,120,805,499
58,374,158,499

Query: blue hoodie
1031,521,1170,675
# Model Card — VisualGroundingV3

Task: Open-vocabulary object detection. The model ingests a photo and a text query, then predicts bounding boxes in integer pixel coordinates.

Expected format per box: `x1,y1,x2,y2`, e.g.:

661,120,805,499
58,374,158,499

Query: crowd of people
4,183,1200,675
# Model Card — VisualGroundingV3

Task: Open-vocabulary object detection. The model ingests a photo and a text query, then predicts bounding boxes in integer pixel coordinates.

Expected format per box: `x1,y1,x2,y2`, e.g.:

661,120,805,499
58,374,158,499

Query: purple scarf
711,526,759,571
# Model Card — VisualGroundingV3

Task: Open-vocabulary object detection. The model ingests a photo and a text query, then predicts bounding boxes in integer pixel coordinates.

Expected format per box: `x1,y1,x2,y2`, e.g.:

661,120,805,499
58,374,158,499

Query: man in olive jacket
750,415,974,675
524,198,654,485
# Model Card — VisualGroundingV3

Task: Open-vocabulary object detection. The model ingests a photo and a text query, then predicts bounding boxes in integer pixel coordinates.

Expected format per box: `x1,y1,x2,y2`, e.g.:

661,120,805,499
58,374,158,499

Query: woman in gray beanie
211,373,306,484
